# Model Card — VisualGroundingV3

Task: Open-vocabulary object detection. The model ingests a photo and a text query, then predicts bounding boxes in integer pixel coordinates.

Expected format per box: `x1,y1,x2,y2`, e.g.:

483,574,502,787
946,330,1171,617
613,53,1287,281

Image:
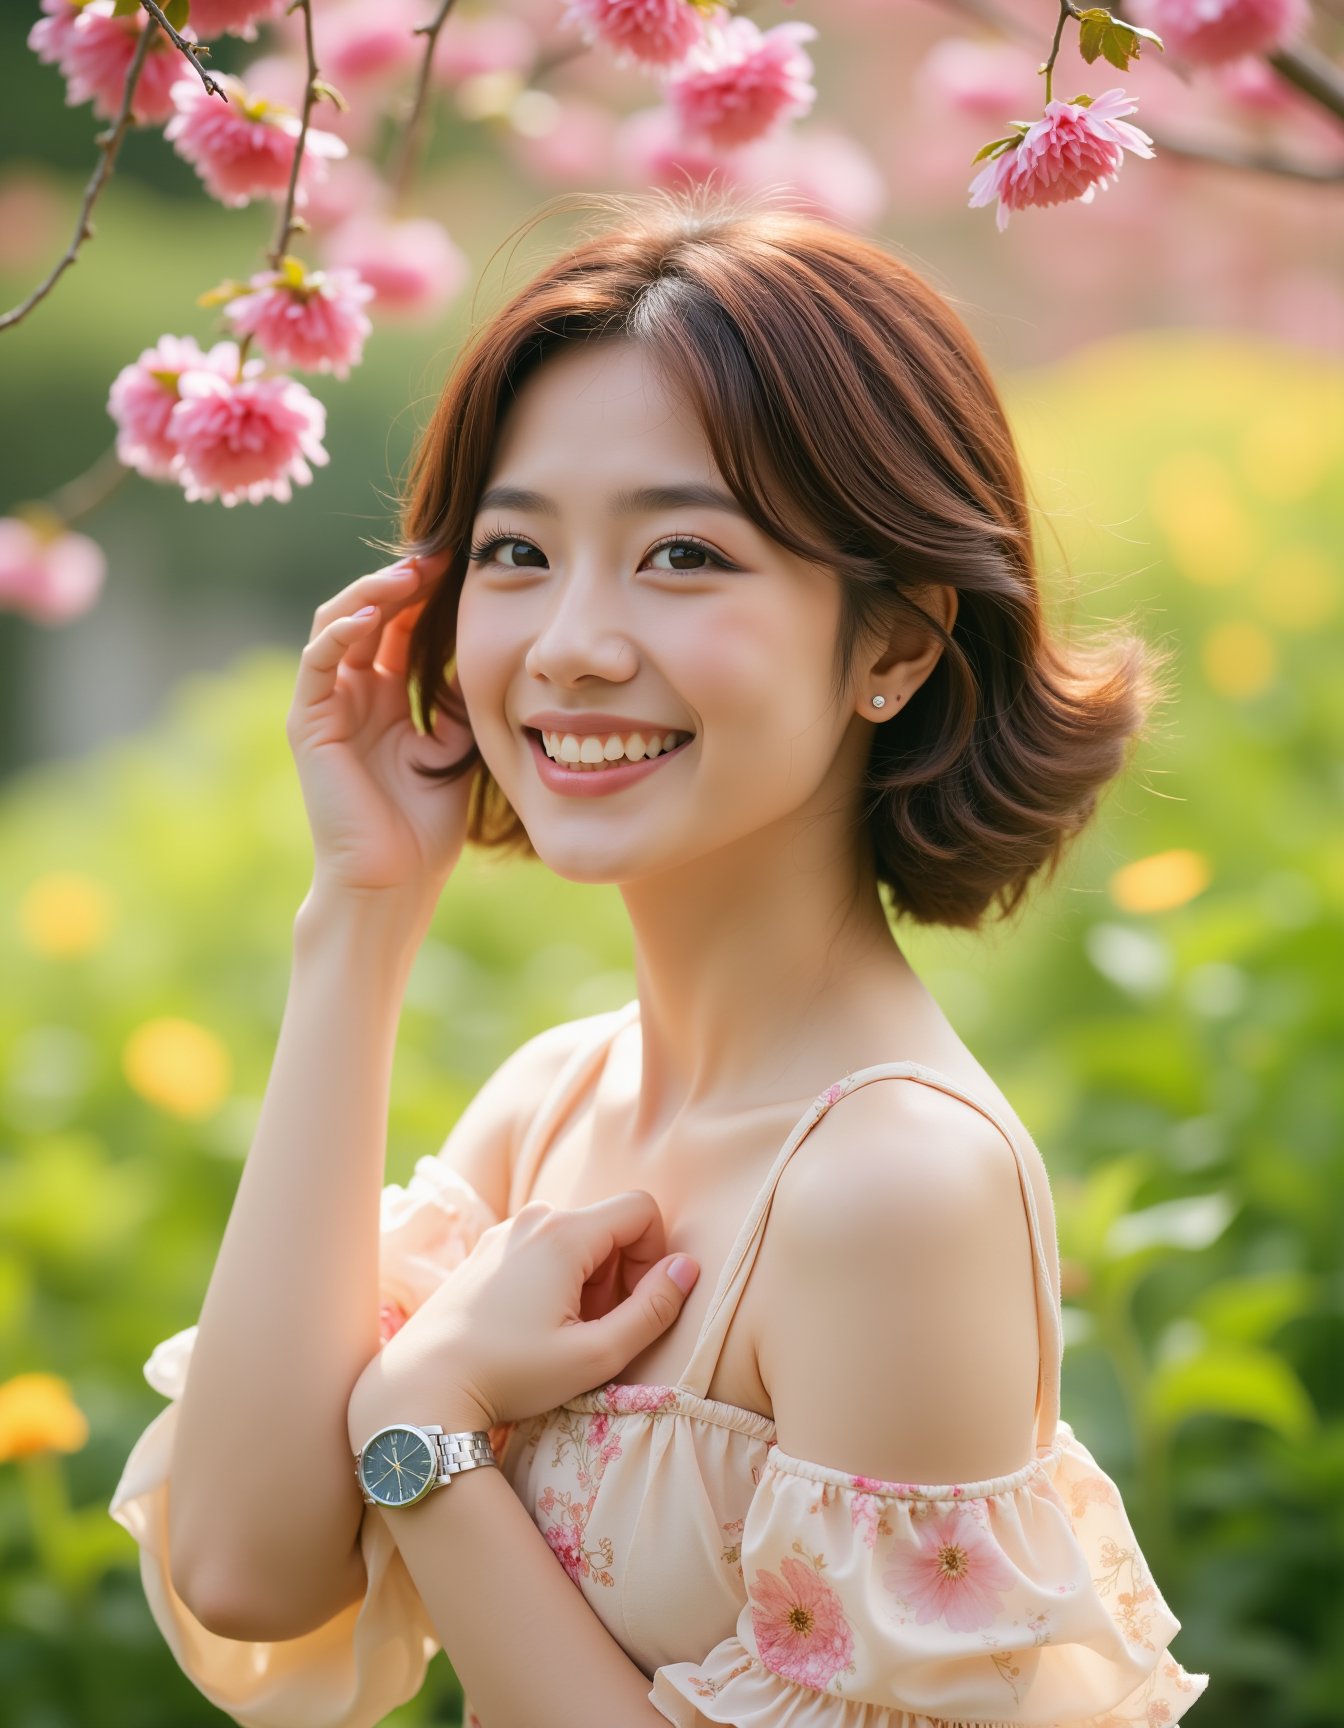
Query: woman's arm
363,1388,670,1728
167,887,590,1640
166,890,435,1635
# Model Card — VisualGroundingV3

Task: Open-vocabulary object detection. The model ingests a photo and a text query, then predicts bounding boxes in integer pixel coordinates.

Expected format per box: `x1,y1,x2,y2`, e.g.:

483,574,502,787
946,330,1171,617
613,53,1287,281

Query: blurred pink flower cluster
107,334,329,507
0,514,105,625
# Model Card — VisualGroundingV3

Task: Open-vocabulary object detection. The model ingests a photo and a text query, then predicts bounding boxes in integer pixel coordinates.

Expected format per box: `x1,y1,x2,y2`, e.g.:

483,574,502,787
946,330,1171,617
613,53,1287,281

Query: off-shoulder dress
110,998,1209,1728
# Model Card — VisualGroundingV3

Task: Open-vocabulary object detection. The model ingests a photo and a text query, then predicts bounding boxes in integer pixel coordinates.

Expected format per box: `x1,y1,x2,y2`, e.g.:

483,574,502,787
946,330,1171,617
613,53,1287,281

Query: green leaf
1190,1271,1318,1346
111,0,140,16
311,78,350,114
164,0,191,32
971,134,1023,165
1078,15,1109,63
1148,1346,1317,1441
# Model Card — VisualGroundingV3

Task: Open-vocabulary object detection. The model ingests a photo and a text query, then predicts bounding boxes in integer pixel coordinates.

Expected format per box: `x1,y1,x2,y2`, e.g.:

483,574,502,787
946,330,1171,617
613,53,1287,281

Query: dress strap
507,1000,640,1215
676,1062,1063,1454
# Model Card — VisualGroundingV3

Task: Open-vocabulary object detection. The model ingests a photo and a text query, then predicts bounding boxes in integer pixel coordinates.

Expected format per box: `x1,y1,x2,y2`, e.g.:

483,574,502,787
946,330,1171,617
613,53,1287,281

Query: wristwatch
354,1424,498,1508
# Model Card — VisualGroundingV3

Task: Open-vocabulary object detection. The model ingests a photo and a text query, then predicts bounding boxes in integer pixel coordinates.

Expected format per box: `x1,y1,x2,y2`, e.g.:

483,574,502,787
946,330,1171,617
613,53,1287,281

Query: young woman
112,186,1209,1728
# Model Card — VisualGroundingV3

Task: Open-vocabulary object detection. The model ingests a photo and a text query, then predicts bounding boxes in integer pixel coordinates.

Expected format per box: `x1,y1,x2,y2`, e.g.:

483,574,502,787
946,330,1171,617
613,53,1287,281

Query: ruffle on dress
650,1422,1209,1727
107,1159,500,1728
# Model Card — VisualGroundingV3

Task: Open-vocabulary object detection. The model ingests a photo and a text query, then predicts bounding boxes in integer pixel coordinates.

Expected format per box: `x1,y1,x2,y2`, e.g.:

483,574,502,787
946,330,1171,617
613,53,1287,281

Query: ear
861,582,958,718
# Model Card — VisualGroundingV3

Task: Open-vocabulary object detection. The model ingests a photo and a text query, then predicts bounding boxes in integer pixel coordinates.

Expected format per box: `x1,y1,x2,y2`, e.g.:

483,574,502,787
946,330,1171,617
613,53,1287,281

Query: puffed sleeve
649,1420,1209,1727
108,1155,501,1728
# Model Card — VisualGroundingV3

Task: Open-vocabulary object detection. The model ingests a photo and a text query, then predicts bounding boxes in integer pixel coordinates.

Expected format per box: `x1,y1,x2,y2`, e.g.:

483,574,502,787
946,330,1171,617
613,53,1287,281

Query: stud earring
870,696,886,709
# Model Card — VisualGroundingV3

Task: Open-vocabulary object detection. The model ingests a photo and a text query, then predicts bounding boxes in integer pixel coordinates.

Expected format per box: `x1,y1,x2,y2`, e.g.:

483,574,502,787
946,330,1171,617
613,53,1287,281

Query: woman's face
456,337,872,886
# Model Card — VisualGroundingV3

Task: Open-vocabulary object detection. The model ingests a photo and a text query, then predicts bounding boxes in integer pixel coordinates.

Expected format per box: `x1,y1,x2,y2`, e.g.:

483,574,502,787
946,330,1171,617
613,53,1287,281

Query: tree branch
391,0,464,213
267,0,320,268
0,16,158,332
138,0,229,101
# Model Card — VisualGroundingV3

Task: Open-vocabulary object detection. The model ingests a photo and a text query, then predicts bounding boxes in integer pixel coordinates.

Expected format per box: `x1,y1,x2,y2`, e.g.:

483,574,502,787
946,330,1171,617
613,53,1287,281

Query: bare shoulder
426,1007,622,1221
758,1067,1048,1483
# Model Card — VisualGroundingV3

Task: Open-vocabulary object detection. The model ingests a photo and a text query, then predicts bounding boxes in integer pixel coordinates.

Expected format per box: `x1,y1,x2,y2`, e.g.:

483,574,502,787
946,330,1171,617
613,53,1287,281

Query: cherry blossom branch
1103,0,1344,121
138,0,228,101
267,0,320,268
0,17,158,333
1042,0,1083,105
391,0,464,213
916,0,1344,182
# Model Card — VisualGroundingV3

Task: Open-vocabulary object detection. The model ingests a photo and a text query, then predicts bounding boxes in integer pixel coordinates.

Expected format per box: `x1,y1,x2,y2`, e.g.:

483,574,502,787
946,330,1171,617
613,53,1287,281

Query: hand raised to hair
286,551,475,910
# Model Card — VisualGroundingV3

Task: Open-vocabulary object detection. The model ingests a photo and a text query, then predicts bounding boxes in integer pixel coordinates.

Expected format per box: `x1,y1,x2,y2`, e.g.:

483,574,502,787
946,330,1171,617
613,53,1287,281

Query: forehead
484,339,716,491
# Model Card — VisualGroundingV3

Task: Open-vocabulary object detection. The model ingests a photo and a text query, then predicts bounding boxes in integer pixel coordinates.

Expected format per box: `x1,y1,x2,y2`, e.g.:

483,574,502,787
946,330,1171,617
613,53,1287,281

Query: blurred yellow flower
1251,545,1336,633
1239,404,1340,505
122,1016,233,1119
1148,451,1256,587
1110,849,1212,914
0,1372,89,1462
1203,622,1277,697
16,871,115,958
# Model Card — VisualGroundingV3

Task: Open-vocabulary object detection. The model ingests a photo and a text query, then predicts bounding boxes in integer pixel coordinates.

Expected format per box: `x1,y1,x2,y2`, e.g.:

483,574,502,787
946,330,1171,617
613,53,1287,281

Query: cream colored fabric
111,1001,1209,1727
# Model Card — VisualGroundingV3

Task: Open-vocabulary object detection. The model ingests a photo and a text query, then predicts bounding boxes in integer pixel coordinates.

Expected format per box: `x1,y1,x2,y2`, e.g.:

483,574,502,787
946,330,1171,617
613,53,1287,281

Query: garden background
0,2,1340,1724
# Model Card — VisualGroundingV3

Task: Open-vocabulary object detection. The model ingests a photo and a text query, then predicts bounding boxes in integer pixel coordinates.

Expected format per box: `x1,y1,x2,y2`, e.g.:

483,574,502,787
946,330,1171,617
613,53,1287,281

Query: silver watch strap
429,1428,498,1486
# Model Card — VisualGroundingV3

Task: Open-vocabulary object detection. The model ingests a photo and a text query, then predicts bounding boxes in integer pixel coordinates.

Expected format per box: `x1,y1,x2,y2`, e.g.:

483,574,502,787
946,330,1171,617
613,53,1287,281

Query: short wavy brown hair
390,184,1170,932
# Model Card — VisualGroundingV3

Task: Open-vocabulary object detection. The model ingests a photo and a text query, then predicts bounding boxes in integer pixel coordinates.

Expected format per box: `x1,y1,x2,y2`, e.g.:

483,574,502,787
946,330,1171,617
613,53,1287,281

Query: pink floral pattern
749,1552,857,1691
534,1404,627,1589
880,1505,1020,1631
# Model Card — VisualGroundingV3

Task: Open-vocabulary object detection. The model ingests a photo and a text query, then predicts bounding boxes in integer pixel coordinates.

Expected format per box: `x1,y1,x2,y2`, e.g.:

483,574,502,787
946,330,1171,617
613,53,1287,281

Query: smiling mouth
524,729,694,771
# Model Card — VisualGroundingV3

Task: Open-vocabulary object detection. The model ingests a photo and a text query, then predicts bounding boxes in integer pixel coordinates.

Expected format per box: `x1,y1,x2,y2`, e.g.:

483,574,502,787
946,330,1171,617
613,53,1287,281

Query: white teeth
540,728,689,768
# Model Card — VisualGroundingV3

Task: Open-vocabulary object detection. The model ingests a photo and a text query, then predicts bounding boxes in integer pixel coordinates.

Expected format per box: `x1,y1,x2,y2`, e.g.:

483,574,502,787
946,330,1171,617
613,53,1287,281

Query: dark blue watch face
360,1428,435,1505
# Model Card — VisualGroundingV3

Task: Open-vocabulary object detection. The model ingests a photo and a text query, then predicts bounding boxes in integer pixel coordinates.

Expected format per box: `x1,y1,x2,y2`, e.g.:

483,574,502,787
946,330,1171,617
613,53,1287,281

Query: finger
292,605,384,714
570,1191,668,1287
307,548,453,648
577,1255,700,1381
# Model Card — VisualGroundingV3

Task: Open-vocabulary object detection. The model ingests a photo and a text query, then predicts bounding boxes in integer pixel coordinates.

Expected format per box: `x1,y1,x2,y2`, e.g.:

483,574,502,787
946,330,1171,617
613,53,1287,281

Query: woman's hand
347,1195,701,1444
287,549,476,910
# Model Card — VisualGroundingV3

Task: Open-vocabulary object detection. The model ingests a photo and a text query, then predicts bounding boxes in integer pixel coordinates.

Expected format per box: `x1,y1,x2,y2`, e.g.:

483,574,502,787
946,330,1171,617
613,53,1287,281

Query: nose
523,562,637,690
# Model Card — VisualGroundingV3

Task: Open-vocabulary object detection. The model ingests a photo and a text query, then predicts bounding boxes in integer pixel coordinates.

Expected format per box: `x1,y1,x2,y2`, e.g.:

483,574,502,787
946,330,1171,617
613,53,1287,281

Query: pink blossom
600,1381,681,1414
432,12,539,84
614,105,744,192
321,0,430,87
107,334,239,481
321,214,469,322
164,73,346,209
968,88,1155,231
222,263,375,378
1128,0,1308,65
30,0,197,125
542,1518,586,1583
731,125,887,229
188,0,288,41
27,1,82,70
0,515,105,625
168,351,330,506
750,1556,855,1689
561,0,710,71
881,1507,1019,1631
1213,54,1298,113
667,17,817,149
508,96,618,185
918,36,1041,123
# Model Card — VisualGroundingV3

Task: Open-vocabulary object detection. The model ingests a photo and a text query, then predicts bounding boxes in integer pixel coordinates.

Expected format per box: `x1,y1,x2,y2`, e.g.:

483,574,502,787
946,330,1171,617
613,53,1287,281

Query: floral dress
110,1000,1209,1728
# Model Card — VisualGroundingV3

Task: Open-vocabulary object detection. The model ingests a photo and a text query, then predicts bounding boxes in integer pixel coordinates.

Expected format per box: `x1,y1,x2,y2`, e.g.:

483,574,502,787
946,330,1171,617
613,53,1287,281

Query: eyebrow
474,482,749,520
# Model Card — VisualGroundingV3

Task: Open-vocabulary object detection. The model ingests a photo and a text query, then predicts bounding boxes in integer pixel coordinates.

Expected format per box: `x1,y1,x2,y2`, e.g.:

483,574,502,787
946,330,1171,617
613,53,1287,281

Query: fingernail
354,605,377,618
667,1256,698,1294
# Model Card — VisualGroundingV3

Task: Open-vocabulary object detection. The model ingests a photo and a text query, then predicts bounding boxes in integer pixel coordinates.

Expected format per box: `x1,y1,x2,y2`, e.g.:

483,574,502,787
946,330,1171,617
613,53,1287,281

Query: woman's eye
469,536,545,569
648,539,727,573
466,533,731,573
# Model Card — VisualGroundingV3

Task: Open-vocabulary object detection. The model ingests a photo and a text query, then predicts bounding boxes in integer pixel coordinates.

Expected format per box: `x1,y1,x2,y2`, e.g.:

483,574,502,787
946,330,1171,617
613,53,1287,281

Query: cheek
454,585,516,722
